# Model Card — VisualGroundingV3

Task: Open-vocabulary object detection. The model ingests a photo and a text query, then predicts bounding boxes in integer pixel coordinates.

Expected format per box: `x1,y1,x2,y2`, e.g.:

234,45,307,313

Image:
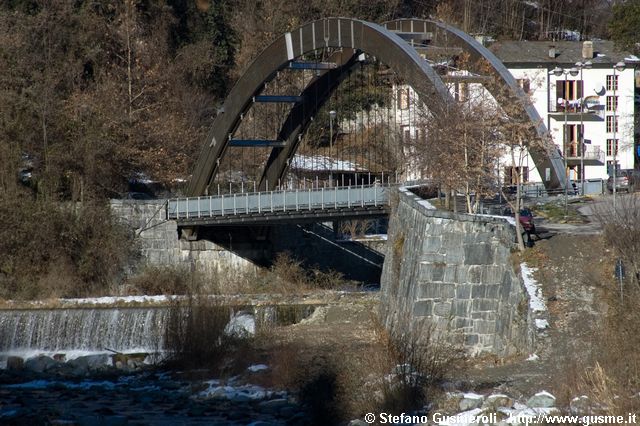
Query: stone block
418,283,455,299
467,265,483,283
413,300,433,316
472,298,497,312
430,263,445,282
455,284,472,299
471,311,497,321
471,284,487,298
473,320,496,335
452,300,471,317
464,334,479,345
422,236,443,253
464,244,493,265
433,301,452,316
482,266,504,284
484,285,501,299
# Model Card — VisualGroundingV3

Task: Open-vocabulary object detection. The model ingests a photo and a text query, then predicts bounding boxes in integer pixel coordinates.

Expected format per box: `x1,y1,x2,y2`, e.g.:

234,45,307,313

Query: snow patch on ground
477,214,517,226
59,295,175,305
521,263,546,313
535,319,549,330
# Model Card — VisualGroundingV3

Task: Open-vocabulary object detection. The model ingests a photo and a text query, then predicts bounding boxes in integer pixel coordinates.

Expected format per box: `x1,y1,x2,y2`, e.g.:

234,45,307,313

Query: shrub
164,293,253,372
0,195,133,299
127,265,195,295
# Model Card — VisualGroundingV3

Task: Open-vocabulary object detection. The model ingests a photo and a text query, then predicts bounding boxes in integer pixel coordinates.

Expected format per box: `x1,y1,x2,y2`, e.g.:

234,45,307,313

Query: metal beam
253,95,303,103
229,139,287,147
289,61,337,70
259,50,359,190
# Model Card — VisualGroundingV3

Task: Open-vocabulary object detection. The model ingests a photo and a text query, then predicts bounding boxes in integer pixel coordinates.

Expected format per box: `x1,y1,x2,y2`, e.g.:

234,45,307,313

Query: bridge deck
167,184,391,226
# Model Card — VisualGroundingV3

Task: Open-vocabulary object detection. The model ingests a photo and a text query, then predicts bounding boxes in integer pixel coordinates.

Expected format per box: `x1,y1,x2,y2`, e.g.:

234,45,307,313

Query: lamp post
552,66,579,216
612,61,626,212
575,60,592,196
329,110,337,150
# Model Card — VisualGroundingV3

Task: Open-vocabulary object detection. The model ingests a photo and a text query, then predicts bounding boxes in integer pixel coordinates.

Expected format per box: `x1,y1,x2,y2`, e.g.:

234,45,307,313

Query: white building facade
390,40,637,186
494,40,637,184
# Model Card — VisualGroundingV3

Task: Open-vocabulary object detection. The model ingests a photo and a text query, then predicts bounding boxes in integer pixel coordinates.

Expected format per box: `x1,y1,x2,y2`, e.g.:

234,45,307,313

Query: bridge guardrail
167,184,390,220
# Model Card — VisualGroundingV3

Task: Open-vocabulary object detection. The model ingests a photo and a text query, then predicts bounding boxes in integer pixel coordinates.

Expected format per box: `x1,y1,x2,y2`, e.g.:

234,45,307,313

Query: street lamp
552,66,579,216
612,61,626,211
329,110,337,149
575,60,592,196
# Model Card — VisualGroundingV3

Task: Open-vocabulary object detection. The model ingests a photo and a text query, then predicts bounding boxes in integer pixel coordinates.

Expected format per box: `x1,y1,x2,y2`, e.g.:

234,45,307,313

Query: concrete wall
380,188,534,356
110,200,256,278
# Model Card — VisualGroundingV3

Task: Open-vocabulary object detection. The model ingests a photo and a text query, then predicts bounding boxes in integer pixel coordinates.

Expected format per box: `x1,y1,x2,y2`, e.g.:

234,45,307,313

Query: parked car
606,169,640,193
501,207,536,234
518,208,536,234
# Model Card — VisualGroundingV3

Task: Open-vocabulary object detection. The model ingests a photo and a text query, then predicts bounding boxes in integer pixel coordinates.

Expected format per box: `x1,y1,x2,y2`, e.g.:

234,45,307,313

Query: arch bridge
176,18,566,226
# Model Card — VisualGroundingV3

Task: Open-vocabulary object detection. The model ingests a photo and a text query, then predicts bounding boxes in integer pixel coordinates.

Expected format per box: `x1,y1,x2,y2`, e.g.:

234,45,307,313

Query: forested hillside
0,0,637,298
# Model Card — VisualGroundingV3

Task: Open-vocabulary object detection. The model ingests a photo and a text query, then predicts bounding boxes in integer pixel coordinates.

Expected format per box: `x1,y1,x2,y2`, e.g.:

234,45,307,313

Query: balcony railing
565,146,605,164
548,97,605,120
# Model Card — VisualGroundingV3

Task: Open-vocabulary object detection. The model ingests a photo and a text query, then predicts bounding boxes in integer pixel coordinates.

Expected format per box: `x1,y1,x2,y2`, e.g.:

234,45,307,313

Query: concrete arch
187,17,565,196
187,17,456,196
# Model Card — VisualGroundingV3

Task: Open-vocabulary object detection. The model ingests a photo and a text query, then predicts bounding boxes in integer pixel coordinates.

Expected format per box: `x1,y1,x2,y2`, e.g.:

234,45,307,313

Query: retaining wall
380,188,534,356
110,200,256,277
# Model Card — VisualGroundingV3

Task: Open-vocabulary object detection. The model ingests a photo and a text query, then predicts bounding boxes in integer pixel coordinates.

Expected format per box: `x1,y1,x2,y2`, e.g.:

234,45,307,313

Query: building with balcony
491,40,638,183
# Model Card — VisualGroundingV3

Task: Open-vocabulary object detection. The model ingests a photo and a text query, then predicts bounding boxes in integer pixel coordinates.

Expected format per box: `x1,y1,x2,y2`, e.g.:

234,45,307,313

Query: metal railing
167,184,390,220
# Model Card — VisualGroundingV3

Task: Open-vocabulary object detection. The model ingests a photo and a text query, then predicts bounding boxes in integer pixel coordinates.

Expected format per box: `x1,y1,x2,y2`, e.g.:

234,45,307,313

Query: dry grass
569,196,640,414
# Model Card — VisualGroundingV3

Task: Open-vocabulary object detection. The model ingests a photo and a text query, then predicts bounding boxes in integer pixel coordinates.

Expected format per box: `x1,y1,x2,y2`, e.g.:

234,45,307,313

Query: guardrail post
361,183,364,207
258,192,261,214
209,196,212,217
197,196,201,218
308,189,311,210
221,195,224,216
233,193,237,215
348,186,351,208
296,189,299,211
335,186,337,208
270,191,274,213
175,199,179,219
283,189,286,212
321,187,324,209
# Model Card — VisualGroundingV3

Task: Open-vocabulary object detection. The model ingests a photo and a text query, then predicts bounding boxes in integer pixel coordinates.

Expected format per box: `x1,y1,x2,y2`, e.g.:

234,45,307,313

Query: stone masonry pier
380,187,534,356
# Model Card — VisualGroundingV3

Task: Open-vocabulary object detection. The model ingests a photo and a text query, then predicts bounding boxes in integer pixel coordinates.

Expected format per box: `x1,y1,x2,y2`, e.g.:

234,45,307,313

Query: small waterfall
0,307,168,354
0,304,317,356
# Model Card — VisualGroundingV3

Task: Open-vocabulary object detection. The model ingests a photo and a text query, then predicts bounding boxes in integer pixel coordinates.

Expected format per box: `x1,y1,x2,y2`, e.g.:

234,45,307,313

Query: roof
489,40,639,67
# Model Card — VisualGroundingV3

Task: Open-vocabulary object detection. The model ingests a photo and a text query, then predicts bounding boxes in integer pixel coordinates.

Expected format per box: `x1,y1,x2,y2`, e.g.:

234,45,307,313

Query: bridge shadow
196,223,385,284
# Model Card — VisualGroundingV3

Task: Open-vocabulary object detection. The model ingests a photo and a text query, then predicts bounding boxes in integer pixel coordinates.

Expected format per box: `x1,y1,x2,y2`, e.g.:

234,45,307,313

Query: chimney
548,45,556,59
582,41,594,59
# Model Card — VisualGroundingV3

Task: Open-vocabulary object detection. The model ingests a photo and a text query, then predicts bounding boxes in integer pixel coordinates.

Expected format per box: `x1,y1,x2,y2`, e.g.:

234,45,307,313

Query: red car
518,208,536,234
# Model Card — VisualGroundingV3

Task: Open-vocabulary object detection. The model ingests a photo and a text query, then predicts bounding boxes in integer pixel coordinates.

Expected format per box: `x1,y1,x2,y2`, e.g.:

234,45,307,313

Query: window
555,79,583,111
606,160,620,175
563,124,584,156
516,78,531,93
606,75,618,91
606,96,618,112
397,87,410,110
606,115,618,133
606,139,618,156
403,127,411,142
